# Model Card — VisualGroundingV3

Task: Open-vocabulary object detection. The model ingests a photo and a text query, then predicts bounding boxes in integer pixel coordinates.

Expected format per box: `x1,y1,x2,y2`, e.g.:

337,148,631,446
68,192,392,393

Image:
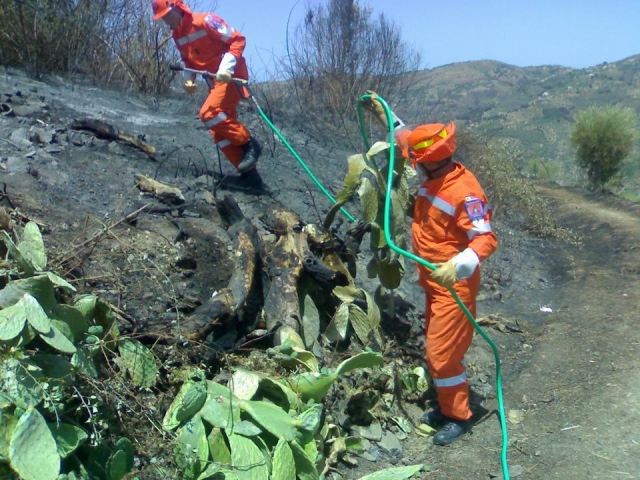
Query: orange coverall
172,12,250,168
412,162,498,421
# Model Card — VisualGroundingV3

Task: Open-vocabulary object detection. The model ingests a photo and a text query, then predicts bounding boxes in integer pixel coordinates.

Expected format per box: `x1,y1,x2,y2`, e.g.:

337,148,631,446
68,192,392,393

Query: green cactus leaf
51,304,88,343
0,275,57,312
175,415,209,480
0,412,18,461
324,302,349,343
106,449,127,480
366,256,379,279
335,351,384,376
73,294,98,321
207,427,231,464
9,407,60,480
358,177,379,223
300,295,321,353
230,369,261,400
117,338,158,388
356,464,426,480
231,419,262,437
228,433,269,480
17,222,47,271
22,293,50,333
295,404,324,434
200,381,241,429
39,324,76,354
289,440,320,480
162,380,207,431
48,423,88,459
366,141,391,159
363,290,381,330
377,256,404,290
2,231,35,276
0,301,27,341
288,371,336,403
240,400,297,441
31,354,72,383
0,358,43,408
71,346,98,378
348,304,373,343
44,272,76,292
369,222,387,249
271,438,296,480
115,437,134,471
258,376,299,412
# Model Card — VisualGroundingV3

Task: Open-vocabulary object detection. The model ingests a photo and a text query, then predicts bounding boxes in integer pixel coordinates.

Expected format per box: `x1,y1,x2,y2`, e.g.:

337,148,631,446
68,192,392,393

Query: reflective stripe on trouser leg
209,130,243,168
199,82,250,170
422,269,480,421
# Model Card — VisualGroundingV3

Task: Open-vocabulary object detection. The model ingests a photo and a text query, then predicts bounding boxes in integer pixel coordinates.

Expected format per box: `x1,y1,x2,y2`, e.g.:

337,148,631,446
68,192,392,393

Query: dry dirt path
503,185,640,480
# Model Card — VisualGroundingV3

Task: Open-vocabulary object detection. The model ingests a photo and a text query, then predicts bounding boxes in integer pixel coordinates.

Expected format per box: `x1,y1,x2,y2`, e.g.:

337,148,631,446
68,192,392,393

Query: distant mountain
394,55,640,187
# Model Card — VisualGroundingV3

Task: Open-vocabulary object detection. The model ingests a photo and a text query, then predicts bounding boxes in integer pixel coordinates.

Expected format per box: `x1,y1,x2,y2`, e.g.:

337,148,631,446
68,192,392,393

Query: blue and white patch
205,14,229,35
464,196,485,221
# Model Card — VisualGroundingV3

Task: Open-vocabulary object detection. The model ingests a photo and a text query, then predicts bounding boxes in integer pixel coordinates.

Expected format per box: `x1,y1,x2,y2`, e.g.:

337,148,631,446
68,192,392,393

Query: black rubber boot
433,419,469,446
420,408,446,428
238,136,262,173
239,168,264,192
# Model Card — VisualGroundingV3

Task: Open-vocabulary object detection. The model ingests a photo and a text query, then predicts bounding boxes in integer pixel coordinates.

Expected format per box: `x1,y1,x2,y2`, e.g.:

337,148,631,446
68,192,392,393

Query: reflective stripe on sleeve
432,371,467,388
176,30,207,46
220,27,235,42
417,187,456,216
203,112,228,129
216,139,231,149
467,221,493,239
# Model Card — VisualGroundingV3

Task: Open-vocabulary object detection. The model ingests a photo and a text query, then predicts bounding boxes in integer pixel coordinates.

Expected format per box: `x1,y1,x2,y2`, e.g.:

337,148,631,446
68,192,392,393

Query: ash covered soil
1,68,639,479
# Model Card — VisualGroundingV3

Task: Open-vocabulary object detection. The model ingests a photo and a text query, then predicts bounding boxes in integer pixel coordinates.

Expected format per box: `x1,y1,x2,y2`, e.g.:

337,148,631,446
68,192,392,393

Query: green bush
570,105,637,189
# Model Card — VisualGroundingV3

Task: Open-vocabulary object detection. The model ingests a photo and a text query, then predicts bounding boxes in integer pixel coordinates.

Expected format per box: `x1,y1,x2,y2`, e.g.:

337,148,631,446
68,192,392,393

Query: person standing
152,0,263,189
406,122,498,445
361,93,498,444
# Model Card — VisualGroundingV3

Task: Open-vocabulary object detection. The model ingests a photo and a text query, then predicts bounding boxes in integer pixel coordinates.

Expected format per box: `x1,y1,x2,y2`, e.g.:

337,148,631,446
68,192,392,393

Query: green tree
570,105,637,189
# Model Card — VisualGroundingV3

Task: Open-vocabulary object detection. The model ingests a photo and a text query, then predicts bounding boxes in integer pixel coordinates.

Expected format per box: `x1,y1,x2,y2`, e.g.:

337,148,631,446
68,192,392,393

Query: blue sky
204,0,640,79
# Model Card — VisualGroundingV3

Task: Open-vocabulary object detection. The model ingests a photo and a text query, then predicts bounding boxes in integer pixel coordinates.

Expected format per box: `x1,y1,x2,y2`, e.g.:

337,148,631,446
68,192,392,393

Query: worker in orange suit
361,92,498,444
152,0,263,190
407,122,498,445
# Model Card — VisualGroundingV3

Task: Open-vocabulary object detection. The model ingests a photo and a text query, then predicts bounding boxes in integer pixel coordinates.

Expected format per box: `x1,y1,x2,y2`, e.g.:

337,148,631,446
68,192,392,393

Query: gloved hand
183,80,197,94
215,71,232,83
361,90,388,127
430,260,458,289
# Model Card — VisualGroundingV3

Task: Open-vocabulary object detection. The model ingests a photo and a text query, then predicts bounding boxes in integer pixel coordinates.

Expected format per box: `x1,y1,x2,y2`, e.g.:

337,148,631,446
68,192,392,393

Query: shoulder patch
464,196,485,221
205,14,229,35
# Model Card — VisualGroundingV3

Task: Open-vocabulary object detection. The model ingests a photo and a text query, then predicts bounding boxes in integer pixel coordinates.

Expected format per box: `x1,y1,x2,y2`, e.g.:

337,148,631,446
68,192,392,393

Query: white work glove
183,80,197,94
215,71,232,83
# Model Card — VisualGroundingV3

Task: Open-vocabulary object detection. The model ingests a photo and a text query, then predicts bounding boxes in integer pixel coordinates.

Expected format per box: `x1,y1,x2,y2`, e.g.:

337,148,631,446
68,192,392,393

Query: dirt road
505,185,640,479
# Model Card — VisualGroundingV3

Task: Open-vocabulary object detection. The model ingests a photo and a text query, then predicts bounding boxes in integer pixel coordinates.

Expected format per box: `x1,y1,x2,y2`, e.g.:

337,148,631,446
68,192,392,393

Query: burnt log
182,195,262,341
261,209,347,345
70,118,156,159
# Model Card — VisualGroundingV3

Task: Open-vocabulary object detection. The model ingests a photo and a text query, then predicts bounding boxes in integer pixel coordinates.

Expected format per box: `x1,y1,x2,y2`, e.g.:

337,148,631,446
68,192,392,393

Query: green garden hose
357,94,510,480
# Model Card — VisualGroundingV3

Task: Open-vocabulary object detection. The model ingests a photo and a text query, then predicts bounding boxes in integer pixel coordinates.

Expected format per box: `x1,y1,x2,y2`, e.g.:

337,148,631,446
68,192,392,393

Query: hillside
1,60,640,480
394,55,640,191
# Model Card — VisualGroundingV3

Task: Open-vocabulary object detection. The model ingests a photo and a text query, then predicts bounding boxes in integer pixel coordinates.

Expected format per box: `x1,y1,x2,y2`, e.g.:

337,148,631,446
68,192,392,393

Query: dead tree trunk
181,198,348,348
261,208,347,346
182,195,262,341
